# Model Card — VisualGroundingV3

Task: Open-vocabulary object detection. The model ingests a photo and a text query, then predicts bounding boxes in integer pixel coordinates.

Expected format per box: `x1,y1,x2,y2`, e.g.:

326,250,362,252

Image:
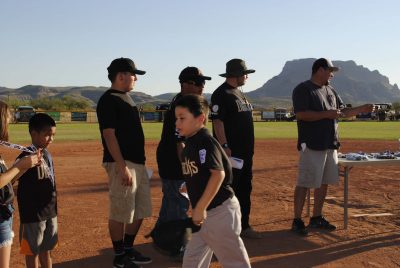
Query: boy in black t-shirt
175,94,250,268
16,113,58,268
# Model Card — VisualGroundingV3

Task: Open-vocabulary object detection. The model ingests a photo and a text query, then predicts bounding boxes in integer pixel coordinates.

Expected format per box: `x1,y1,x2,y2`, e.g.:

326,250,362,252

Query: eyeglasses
187,79,205,87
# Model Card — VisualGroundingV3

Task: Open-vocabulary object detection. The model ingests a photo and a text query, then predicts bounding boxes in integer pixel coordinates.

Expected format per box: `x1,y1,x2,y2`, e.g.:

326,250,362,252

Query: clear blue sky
1,0,399,96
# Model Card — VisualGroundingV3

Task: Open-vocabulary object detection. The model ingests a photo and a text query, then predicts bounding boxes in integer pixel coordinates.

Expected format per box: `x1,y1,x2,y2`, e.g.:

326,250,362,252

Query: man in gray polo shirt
291,58,373,236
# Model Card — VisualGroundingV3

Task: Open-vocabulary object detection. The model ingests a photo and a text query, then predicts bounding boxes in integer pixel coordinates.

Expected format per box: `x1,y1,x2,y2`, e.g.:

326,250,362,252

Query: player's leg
204,196,251,268
294,186,308,218
292,147,325,235
236,157,253,231
310,149,338,230
38,217,58,268
104,162,134,260
20,220,46,268
313,184,328,217
0,245,11,268
183,232,213,268
25,255,39,268
124,219,142,248
124,162,152,264
0,211,13,268
38,251,51,268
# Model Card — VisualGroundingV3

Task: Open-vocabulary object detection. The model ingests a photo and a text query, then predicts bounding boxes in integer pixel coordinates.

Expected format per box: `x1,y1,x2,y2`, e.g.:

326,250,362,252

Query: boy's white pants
183,196,251,268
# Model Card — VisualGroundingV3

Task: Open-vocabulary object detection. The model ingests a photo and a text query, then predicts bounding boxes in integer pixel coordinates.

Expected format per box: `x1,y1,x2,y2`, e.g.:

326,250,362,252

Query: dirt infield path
5,139,400,267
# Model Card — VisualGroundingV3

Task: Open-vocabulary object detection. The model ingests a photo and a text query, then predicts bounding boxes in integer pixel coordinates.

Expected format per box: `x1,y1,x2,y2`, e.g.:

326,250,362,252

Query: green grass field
7,121,400,144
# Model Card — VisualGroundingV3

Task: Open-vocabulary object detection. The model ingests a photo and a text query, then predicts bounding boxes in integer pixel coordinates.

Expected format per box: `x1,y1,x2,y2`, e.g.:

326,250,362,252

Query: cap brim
328,67,339,72
199,75,211,80
134,70,146,75
219,69,255,78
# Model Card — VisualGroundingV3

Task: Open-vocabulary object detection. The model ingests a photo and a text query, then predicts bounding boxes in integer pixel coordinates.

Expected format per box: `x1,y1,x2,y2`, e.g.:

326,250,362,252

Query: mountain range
1,58,399,109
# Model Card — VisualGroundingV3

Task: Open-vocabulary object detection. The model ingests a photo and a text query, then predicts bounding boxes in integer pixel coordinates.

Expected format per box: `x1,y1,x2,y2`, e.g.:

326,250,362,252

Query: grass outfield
7,121,400,144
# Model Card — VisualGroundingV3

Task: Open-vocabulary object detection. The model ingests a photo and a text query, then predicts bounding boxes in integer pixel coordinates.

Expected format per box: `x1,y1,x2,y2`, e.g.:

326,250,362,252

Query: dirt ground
4,139,400,268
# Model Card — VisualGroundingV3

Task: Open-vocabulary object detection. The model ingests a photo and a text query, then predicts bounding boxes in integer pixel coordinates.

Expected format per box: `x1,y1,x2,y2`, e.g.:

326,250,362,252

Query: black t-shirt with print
181,128,234,210
156,93,185,180
292,80,345,151
97,89,145,164
17,147,57,223
210,82,254,158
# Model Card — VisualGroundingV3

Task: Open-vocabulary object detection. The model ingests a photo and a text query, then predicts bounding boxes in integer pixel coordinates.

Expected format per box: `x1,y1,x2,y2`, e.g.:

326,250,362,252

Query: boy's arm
192,169,225,225
102,128,132,186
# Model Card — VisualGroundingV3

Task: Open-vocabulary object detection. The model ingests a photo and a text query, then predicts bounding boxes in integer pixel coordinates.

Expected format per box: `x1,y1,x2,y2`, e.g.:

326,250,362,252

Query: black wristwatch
221,143,229,148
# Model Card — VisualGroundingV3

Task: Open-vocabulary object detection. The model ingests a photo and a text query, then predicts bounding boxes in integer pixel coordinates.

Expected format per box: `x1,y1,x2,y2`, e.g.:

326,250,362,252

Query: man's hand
325,109,341,119
116,163,132,186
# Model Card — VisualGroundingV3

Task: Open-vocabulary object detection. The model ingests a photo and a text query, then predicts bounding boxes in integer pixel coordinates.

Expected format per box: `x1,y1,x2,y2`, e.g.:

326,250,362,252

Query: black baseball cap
107,57,146,75
179,67,211,83
312,58,339,73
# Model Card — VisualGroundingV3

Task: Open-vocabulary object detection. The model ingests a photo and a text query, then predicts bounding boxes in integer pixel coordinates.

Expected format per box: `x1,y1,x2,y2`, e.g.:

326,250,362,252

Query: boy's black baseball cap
179,67,211,83
107,57,146,75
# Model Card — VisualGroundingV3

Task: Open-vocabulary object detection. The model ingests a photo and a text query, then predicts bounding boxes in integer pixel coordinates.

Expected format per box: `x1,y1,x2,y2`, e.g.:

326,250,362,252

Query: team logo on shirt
199,149,206,164
181,157,198,177
235,100,253,112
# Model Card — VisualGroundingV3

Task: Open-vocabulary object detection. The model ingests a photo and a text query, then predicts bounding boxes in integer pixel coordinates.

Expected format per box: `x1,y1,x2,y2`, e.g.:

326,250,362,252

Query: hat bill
327,66,339,72
219,69,255,78
131,69,146,75
198,75,212,80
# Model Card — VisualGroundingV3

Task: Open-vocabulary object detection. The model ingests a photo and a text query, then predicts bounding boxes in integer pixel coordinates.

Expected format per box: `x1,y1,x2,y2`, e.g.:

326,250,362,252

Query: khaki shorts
103,161,152,223
297,147,339,188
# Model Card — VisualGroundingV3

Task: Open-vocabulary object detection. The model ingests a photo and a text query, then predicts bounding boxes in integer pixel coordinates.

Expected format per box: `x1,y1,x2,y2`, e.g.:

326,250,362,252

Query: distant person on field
291,58,374,236
16,113,57,268
175,94,251,268
210,58,261,239
0,101,40,268
96,57,152,268
155,67,211,258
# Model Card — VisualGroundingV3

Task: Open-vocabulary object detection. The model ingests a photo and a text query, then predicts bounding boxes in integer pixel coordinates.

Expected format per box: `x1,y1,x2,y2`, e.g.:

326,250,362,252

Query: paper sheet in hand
229,157,244,169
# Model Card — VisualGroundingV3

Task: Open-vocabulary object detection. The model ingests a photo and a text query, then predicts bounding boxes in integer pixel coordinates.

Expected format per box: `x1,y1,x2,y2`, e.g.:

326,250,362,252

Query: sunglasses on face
187,79,205,87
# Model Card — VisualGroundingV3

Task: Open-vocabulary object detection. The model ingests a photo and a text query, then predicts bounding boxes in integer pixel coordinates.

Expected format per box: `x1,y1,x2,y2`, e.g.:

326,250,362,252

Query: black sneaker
125,248,152,265
291,218,308,236
113,254,141,268
308,215,336,231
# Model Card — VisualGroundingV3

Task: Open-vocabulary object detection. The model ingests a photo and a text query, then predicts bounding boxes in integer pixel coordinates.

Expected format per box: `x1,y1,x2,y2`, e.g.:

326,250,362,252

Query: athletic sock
123,234,136,251
112,240,125,256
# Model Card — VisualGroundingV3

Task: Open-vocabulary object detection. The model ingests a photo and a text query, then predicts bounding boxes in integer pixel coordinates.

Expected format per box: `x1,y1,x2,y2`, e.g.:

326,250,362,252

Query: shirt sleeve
210,90,227,121
97,95,117,130
203,139,224,171
332,88,345,109
292,83,309,113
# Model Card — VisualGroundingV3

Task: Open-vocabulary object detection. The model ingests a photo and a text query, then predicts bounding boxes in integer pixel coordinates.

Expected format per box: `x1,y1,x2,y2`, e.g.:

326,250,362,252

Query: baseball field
5,122,400,267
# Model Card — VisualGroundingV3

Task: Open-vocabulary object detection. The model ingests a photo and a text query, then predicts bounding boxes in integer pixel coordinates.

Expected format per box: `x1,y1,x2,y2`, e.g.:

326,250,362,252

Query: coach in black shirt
210,58,260,239
97,58,152,267
156,67,211,225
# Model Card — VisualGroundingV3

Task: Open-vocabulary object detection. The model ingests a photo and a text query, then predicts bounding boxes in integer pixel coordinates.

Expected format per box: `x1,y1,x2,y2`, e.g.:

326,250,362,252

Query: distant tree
392,101,400,112
4,97,29,110
30,96,91,111
141,103,156,111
